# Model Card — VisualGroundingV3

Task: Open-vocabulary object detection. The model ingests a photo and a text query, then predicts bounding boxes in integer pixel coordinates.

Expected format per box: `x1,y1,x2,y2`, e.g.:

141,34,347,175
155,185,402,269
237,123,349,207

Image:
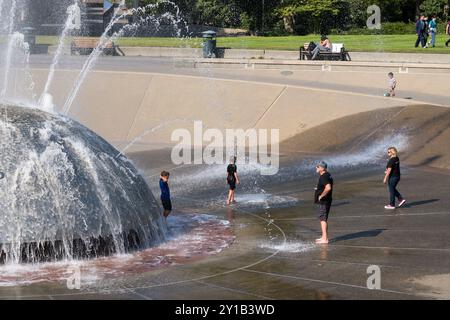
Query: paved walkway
47,45,450,64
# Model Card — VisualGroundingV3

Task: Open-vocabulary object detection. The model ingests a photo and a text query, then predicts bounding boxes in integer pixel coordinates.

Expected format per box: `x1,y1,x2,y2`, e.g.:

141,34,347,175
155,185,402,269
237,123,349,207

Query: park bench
70,37,116,56
299,42,351,61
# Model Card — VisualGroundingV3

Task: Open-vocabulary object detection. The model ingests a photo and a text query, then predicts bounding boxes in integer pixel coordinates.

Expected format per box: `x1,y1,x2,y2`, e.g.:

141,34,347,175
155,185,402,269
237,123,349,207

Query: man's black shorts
317,202,331,221
162,199,172,211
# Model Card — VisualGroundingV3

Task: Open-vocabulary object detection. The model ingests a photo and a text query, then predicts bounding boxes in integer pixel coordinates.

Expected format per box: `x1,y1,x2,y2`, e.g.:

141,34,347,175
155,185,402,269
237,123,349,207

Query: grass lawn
36,34,450,54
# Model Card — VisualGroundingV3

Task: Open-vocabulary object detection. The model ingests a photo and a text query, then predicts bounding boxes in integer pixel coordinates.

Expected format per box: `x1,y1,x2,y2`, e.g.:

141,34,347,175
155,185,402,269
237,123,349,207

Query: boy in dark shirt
314,161,333,244
159,171,172,218
226,156,240,205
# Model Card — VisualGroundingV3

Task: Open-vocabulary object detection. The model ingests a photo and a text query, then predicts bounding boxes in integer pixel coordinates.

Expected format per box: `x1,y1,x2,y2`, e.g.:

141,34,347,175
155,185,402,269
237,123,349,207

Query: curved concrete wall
30,68,420,152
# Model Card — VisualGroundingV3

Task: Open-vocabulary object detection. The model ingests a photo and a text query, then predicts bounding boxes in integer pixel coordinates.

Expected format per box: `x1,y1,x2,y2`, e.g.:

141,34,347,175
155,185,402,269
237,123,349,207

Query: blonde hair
388,147,398,157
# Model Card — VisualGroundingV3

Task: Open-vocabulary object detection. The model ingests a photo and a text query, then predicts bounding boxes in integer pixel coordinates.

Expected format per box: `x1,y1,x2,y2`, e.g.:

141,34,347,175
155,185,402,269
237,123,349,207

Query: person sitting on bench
311,36,332,60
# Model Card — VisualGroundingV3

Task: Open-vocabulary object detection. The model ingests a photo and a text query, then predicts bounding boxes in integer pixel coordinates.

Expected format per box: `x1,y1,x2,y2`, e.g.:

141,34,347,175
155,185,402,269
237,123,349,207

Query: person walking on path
314,161,333,244
446,20,450,47
423,16,430,47
415,16,426,48
383,147,406,210
428,16,437,48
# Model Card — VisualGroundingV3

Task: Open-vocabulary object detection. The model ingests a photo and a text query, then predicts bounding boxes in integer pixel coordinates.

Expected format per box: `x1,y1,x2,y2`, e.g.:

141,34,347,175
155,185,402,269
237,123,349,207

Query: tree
277,0,349,34
347,0,372,27
420,0,449,17
194,0,241,27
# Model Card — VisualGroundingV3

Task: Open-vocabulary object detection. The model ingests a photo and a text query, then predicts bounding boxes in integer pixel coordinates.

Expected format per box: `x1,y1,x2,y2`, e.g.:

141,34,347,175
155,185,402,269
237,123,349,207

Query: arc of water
61,0,127,115
0,0,4,21
116,118,191,159
61,0,186,115
40,0,79,106
0,0,6,32
1,0,17,99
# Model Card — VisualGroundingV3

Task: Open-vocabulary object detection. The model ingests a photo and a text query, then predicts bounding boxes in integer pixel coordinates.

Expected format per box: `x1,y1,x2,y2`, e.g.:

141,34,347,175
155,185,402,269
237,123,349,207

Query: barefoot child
386,72,397,97
159,171,172,218
226,156,240,205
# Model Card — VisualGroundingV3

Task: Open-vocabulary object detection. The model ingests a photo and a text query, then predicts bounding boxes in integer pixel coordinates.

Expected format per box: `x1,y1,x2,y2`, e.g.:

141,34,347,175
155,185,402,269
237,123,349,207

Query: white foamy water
231,193,299,209
324,134,409,168
275,133,410,179
37,93,55,113
260,241,316,253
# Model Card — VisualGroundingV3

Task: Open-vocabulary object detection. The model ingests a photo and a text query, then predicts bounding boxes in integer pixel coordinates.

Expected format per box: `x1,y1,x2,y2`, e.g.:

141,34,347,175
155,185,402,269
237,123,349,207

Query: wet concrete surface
1,154,449,299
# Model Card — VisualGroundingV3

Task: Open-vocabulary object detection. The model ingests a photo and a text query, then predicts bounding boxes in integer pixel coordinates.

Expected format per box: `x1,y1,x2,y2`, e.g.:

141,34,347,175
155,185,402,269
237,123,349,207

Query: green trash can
21,27,36,51
202,30,217,58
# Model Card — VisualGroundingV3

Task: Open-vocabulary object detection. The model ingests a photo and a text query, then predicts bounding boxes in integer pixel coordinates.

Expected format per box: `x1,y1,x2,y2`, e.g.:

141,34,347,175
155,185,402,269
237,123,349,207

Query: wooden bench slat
71,37,116,55
72,38,114,48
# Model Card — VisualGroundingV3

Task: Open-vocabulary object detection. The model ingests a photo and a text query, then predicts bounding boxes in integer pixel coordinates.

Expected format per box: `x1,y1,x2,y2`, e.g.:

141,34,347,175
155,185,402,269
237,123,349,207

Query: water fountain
0,1,175,264
0,104,167,264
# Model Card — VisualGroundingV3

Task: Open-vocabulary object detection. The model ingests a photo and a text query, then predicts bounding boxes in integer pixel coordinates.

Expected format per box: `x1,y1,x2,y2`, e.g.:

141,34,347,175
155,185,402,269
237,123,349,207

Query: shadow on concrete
405,199,440,208
215,47,231,58
417,155,442,167
331,229,385,243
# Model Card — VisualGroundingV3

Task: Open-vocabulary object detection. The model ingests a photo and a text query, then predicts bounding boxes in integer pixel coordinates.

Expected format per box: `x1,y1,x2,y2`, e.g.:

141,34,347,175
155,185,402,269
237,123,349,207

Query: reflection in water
0,213,234,287
226,206,235,224
319,245,329,260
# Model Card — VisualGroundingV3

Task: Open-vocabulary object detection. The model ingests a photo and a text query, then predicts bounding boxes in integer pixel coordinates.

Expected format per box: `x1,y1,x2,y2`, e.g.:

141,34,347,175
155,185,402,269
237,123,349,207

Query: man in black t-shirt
314,161,333,244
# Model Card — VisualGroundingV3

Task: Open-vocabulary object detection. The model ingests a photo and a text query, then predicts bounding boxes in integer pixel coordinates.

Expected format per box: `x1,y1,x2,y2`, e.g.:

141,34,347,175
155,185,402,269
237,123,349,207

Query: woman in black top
383,147,406,209
226,156,240,205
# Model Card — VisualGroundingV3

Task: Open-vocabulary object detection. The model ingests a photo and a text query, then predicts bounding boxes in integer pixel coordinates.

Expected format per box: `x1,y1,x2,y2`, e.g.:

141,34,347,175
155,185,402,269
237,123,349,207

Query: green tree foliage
193,0,239,27
277,0,350,34
124,0,450,35
420,0,449,18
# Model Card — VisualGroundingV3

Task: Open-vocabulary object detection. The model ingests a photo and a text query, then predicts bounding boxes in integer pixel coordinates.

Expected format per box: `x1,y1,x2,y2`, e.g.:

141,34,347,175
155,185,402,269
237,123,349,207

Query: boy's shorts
162,199,172,211
317,202,331,222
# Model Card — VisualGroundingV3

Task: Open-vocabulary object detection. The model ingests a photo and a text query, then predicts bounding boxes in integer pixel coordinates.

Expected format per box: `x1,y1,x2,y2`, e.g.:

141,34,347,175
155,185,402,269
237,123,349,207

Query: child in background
226,156,240,205
159,171,172,218
385,72,397,97
428,16,437,48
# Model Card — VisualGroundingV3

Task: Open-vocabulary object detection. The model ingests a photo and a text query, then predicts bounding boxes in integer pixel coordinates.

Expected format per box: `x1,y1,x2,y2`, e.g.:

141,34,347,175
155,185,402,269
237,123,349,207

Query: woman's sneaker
398,199,406,207
384,205,396,210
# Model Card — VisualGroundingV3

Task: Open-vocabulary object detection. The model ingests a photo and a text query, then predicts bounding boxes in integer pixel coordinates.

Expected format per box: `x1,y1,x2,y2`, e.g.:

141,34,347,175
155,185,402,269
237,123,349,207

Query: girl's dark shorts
162,199,172,211
228,181,236,190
